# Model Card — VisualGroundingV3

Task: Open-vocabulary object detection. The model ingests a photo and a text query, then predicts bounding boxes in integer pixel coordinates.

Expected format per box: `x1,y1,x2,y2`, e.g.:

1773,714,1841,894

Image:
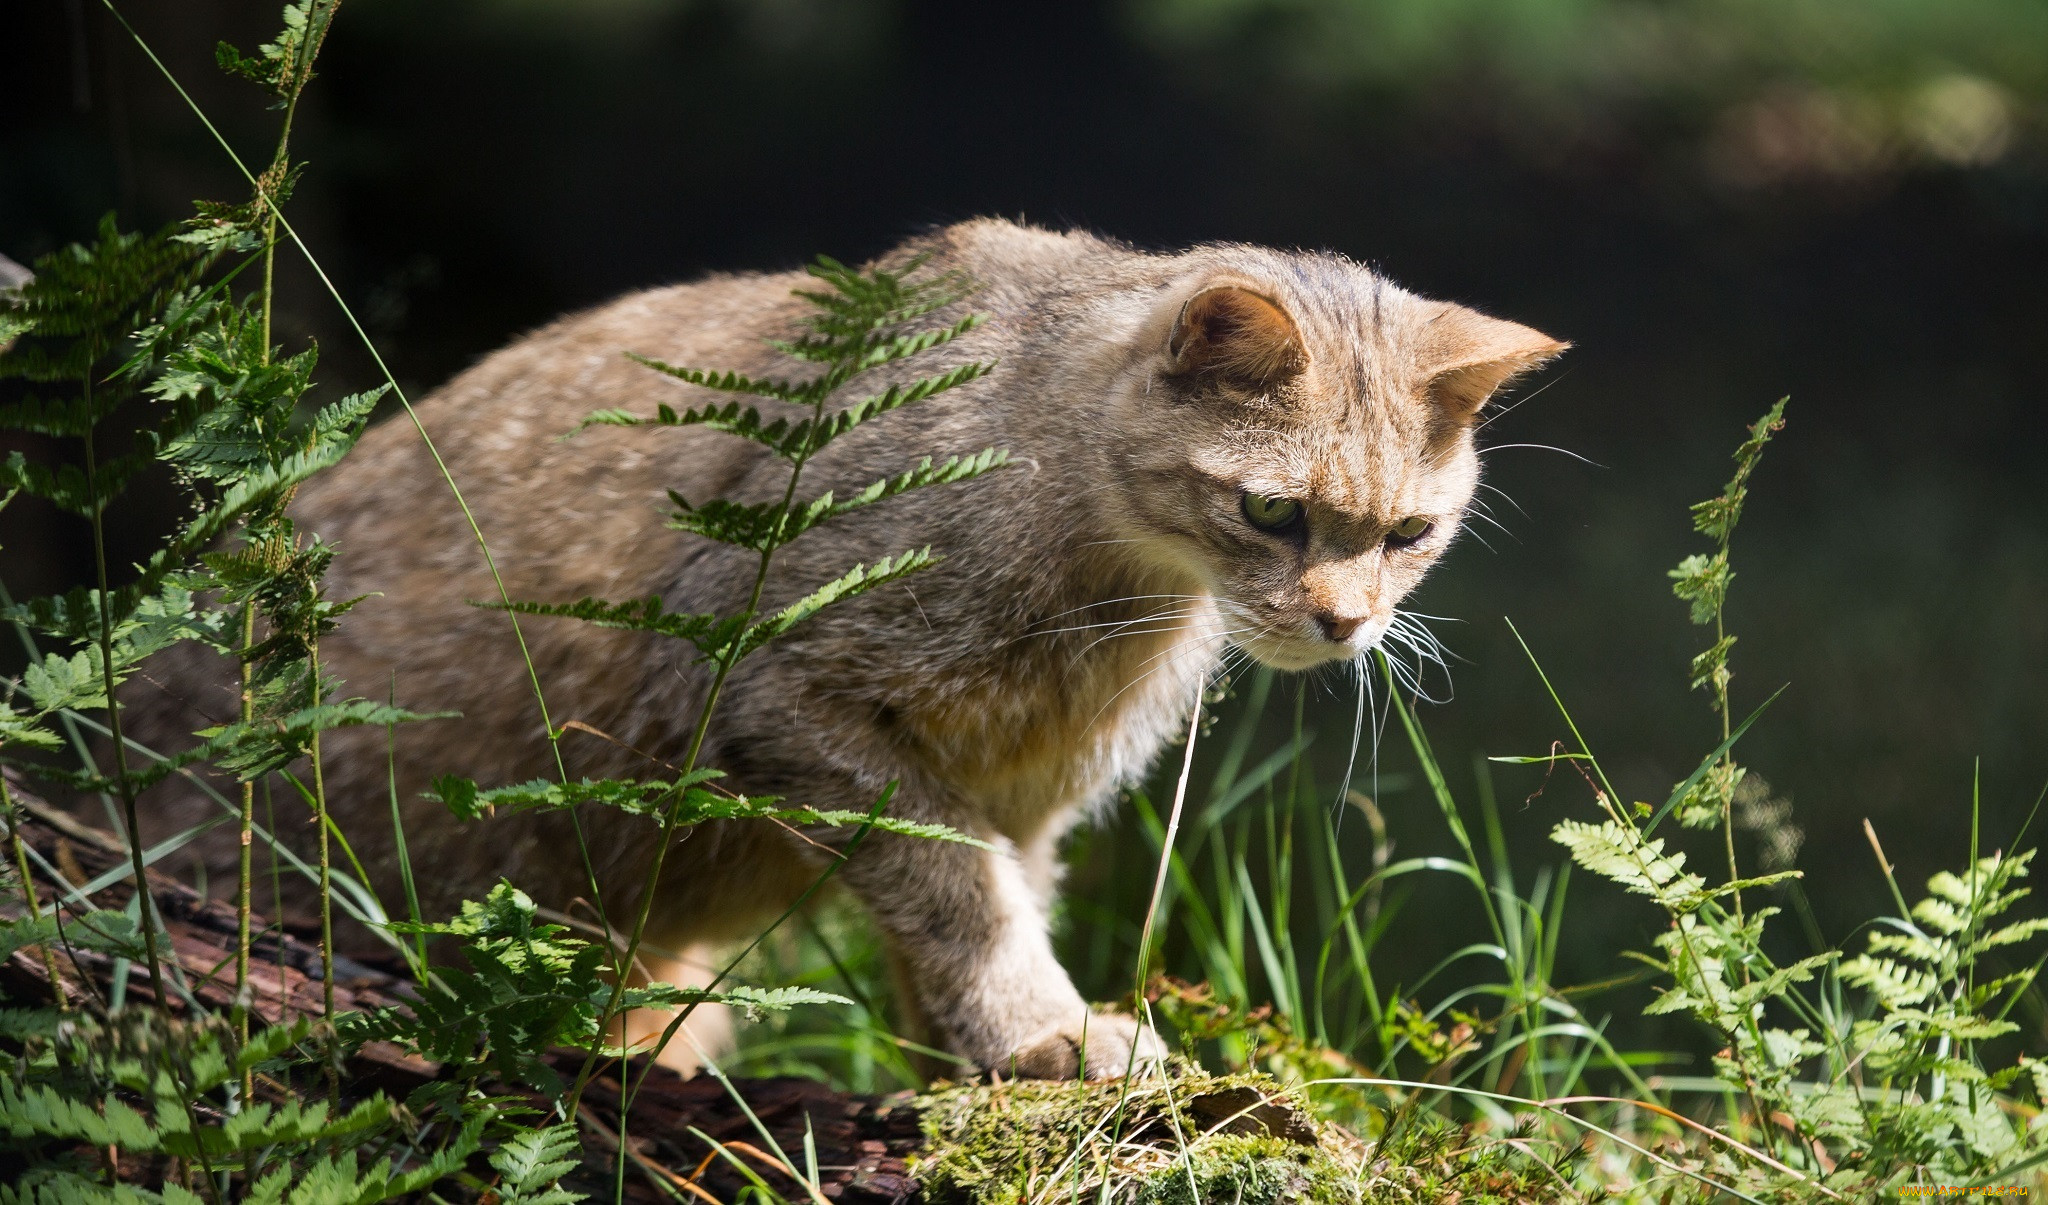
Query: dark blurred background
6,0,2045,1050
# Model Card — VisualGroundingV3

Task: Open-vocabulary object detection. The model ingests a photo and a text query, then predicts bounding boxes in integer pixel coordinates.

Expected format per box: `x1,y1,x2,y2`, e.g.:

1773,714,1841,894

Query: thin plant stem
1104,682,1204,1153
4,777,68,1008
238,11,306,1103
386,679,427,978
308,639,338,1100
235,603,256,1099
1715,558,1742,931
1136,686,1205,995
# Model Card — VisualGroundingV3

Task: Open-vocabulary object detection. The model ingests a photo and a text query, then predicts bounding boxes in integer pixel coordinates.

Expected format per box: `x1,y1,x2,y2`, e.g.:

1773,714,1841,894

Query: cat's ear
1417,306,1569,422
1167,285,1308,389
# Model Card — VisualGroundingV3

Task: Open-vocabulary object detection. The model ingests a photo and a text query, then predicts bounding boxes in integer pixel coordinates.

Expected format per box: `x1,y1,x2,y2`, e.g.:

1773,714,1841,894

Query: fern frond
667,450,1008,551
428,771,725,822
311,387,387,439
7,440,357,641
0,217,202,388
576,391,822,460
162,1096,395,1161
0,910,145,963
619,983,851,1022
0,449,151,517
1866,929,1950,965
426,773,986,847
60,699,449,795
232,1017,318,1079
1973,916,2048,954
0,1079,160,1149
0,391,126,436
1841,953,1942,1009
664,496,792,552
485,595,738,660
805,360,997,449
817,451,1009,521
1550,818,1707,909
852,311,986,370
489,1122,588,1205
244,1136,471,1205
0,707,62,751
0,1168,206,1205
739,548,936,657
1912,894,1968,936
622,356,817,403
17,649,107,714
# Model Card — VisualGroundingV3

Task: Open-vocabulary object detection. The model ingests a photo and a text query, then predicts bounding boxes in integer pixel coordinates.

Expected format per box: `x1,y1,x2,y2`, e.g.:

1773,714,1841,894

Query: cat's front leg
836,824,1166,1079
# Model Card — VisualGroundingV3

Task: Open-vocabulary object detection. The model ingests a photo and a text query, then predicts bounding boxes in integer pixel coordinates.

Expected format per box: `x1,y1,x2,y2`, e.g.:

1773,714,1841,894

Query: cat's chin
1237,635,1360,673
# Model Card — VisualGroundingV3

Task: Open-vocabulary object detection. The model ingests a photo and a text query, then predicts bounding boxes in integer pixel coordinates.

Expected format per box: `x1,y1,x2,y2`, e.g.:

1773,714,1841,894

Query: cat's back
298,219,1134,560
296,268,806,575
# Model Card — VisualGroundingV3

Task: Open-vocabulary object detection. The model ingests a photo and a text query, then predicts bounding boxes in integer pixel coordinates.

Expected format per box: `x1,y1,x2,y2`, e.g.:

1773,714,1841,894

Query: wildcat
131,218,1564,1078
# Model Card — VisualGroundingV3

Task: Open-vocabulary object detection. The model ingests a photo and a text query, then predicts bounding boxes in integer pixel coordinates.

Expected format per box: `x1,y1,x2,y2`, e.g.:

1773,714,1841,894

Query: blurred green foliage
1129,0,2047,176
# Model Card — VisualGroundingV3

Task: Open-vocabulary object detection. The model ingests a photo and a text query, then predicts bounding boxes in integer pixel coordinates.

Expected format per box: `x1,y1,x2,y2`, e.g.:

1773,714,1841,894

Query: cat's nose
1316,613,1367,642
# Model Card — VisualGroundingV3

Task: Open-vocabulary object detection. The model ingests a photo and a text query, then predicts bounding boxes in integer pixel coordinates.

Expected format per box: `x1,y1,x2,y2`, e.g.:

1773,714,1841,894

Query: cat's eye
1241,493,1304,534
1386,516,1434,547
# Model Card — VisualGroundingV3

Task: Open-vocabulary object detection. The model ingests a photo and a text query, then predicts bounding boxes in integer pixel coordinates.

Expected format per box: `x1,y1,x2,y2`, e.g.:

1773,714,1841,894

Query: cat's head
1106,252,1565,671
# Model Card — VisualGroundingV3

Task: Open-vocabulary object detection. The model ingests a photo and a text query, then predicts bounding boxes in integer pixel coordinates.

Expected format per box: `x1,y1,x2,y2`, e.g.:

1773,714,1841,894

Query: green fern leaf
0,1079,160,1149
234,1017,318,1077
485,595,737,660
0,910,144,963
1550,818,1707,909
9,440,357,642
621,982,851,1022
811,449,1009,521
1725,952,1833,1011
489,1122,588,1205
1912,895,1969,936
428,771,725,821
0,450,150,517
668,452,1005,552
1840,953,1941,1009
755,805,990,847
622,356,815,403
810,360,996,447
19,649,106,713
426,774,984,847
1973,916,2048,954
0,391,125,437
69,699,450,795
1760,1027,1826,1069
1666,551,1730,627
849,312,986,370
0,707,62,751
0,1169,207,1205
1866,929,1950,965
739,547,936,656
665,496,793,552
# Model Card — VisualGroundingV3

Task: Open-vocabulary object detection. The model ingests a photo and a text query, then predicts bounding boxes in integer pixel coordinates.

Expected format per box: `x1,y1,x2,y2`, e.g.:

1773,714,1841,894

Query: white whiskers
1478,442,1603,468
1377,610,1457,705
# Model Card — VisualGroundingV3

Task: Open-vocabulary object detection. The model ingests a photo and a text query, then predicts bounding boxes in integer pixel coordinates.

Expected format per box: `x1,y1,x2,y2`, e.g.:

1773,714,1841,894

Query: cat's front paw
1000,1011,1168,1080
